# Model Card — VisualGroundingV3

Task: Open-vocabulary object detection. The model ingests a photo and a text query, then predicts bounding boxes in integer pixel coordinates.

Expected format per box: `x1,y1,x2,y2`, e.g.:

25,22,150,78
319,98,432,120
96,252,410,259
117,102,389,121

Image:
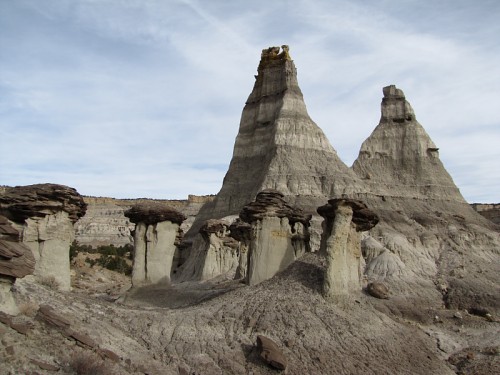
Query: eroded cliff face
75,195,214,248
350,86,500,312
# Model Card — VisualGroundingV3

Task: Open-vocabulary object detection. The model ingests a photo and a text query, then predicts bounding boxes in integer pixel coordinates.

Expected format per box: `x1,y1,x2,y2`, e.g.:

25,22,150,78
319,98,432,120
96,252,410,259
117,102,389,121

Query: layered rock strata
471,203,500,225
317,199,379,297
187,45,363,248
240,189,311,286
0,215,35,314
352,86,500,311
0,184,86,291
352,85,466,202
75,195,214,248
125,203,186,286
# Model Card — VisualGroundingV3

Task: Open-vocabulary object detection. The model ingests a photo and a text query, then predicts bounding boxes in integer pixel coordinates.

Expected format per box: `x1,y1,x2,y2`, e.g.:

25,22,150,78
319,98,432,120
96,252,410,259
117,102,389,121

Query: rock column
240,190,311,286
125,203,186,286
317,199,378,298
0,184,86,291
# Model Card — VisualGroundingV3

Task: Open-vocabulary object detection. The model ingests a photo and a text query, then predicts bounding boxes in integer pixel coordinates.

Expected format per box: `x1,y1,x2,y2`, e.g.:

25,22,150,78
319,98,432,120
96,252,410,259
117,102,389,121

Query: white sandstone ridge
124,202,186,286
75,195,214,248
352,85,466,202
189,45,363,241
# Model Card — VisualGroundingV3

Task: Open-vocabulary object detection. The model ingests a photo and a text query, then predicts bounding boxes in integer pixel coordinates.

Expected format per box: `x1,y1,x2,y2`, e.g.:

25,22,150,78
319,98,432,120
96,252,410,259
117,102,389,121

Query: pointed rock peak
184,46,362,247
352,85,466,203
246,45,300,105
381,85,415,123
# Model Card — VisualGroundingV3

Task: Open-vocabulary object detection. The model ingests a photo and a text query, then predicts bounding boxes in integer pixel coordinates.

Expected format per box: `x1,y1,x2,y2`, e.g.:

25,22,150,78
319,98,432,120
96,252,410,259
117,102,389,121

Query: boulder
256,335,287,370
366,281,390,299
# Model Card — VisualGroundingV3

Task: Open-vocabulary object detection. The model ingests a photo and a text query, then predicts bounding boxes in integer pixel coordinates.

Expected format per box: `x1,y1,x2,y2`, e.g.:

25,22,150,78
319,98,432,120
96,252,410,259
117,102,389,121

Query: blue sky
1,0,499,202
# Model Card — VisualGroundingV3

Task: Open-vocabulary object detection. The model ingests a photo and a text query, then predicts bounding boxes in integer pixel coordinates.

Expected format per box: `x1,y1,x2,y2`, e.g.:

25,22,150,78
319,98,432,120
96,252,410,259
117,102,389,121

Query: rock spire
352,85,466,202
188,45,362,241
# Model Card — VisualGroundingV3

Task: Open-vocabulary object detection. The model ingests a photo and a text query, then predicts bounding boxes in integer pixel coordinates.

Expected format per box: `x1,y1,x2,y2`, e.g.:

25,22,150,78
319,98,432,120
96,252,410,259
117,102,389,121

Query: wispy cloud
0,0,499,202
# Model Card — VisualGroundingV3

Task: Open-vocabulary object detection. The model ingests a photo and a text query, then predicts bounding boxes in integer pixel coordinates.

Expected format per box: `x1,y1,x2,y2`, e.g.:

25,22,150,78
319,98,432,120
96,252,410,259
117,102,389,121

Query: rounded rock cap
124,202,186,225
317,198,379,231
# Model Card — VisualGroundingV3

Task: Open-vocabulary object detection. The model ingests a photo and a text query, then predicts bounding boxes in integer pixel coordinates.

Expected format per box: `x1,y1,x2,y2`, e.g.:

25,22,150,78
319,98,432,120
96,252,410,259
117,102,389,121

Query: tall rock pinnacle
190,46,361,236
352,85,466,203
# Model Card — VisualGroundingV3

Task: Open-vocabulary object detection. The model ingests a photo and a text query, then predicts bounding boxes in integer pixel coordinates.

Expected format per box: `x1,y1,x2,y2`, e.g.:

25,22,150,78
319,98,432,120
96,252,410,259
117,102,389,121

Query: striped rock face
189,45,363,242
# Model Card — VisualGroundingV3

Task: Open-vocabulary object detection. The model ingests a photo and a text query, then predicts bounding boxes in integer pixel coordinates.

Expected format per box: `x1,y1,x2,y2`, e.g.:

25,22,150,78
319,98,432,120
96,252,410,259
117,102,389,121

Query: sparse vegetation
18,301,39,317
71,241,133,275
39,275,60,290
68,351,113,375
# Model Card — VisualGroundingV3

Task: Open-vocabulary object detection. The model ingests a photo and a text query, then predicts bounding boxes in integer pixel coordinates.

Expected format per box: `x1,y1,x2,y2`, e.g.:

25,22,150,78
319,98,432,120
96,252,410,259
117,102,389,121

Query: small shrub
18,301,39,317
39,275,60,290
68,351,113,375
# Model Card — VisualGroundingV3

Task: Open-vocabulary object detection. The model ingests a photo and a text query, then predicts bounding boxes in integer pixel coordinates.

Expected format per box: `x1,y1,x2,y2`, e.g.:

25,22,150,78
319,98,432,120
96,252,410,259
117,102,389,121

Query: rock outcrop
0,184,86,291
176,219,239,282
186,45,363,251
352,85,465,202
240,190,311,286
0,216,35,314
471,203,500,225
352,85,500,311
317,199,378,298
125,203,186,286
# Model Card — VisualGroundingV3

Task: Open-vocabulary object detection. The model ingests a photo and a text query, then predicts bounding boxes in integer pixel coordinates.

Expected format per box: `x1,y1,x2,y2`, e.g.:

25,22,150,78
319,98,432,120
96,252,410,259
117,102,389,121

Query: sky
1,0,499,203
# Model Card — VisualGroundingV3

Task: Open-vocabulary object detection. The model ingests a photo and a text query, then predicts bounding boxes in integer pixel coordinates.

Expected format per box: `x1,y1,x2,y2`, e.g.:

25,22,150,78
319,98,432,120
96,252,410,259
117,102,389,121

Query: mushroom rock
241,189,311,286
125,203,186,286
185,45,364,254
0,184,86,291
317,199,379,298
176,219,239,282
0,215,35,314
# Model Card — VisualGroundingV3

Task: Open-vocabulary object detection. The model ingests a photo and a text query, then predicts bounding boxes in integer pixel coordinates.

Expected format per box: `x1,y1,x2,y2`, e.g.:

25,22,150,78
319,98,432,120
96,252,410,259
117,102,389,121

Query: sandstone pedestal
125,203,186,286
240,190,311,286
0,184,86,291
317,199,378,298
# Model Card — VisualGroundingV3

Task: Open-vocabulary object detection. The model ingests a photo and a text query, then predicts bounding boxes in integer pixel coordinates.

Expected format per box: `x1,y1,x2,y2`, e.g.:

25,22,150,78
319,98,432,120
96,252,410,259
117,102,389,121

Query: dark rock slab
240,189,311,226
0,183,87,223
256,335,287,370
317,198,379,231
125,202,186,225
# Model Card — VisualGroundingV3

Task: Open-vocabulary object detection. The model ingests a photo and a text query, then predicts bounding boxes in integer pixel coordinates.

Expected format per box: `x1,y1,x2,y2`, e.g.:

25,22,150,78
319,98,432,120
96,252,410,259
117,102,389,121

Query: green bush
72,241,133,275
97,255,132,275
